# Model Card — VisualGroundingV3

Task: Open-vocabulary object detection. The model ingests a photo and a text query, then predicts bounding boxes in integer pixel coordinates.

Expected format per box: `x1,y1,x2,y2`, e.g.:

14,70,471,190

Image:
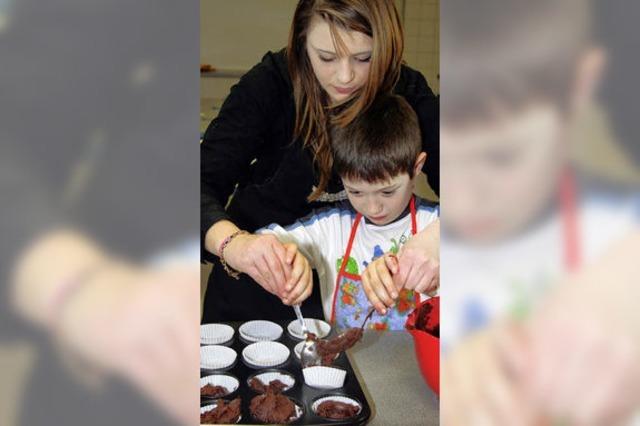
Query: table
346,331,439,425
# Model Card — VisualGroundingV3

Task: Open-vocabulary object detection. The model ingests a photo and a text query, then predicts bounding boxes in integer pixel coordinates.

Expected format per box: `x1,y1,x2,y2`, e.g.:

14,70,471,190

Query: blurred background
440,0,640,424
1,0,199,424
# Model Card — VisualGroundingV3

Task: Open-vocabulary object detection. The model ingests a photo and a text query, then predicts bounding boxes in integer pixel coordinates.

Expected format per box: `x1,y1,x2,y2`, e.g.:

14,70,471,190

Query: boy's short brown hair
331,93,421,183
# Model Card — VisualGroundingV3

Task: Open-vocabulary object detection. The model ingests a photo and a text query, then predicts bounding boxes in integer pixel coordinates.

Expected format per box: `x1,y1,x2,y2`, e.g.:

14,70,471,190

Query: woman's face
305,16,373,104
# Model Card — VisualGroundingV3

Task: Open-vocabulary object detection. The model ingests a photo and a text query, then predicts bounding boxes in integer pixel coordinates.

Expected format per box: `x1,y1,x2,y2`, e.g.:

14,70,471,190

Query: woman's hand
223,233,292,300
442,322,533,426
280,243,313,306
394,219,440,294
524,301,640,426
11,231,200,425
56,263,200,425
362,253,400,314
521,232,640,425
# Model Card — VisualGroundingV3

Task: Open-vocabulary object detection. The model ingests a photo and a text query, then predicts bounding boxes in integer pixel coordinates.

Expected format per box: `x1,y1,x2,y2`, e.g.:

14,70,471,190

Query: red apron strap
410,196,422,303
330,213,363,323
410,195,417,235
560,168,580,272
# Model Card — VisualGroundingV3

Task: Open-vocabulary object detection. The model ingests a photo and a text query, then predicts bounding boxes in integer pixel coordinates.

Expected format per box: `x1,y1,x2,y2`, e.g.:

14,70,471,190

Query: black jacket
201,49,439,257
201,49,439,321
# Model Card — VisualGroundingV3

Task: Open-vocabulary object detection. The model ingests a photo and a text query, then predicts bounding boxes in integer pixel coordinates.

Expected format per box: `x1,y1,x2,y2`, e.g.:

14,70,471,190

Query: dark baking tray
200,321,371,425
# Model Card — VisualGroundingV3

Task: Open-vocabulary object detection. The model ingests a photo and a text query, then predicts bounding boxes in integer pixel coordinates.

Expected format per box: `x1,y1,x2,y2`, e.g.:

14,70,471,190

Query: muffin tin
200,320,371,425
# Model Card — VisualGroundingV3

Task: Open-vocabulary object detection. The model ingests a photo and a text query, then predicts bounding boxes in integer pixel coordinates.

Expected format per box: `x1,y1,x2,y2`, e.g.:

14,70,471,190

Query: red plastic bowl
405,296,439,395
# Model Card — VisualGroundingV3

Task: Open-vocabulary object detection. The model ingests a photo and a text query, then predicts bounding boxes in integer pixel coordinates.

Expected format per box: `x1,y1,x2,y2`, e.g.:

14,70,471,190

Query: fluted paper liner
239,320,283,342
302,366,346,389
201,323,234,345
242,341,290,367
287,318,331,339
200,345,237,370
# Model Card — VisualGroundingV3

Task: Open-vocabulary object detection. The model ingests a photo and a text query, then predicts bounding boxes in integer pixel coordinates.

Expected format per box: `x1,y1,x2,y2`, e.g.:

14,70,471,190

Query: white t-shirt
258,197,440,320
442,191,640,350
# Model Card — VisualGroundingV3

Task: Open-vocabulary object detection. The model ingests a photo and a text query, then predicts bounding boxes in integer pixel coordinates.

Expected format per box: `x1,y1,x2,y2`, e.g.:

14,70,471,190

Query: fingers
395,247,440,294
283,244,300,293
282,251,312,305
251,257,277,295
287,265,312,306
375,259,398,301
414,258,440,293
283,242,297,265
362,271,387,315
384,253,399,274
239,235,293,297
393,259,413,292
362,261,396,315
443,330,531,426
264,243,288,293
367,262,395,308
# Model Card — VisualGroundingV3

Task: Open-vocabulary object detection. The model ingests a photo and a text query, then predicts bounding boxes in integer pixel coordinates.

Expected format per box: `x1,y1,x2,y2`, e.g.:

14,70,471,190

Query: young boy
257,93,439,331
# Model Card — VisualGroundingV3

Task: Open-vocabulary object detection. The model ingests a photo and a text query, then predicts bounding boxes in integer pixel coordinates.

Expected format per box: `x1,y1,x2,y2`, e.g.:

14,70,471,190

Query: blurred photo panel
441,0,640,424
1,0,201,424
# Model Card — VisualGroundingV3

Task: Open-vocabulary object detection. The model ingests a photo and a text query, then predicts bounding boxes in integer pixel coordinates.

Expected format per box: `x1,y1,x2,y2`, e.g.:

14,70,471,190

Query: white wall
201,0,439,101
200,0,297,100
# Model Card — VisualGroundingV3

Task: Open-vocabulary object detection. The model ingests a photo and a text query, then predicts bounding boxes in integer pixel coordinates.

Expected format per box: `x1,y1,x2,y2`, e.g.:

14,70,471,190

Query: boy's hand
281,243,313,305
362,253,400,315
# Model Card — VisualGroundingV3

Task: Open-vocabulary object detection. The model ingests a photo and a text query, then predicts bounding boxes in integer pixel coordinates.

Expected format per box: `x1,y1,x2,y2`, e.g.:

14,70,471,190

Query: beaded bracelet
48,261,110,327
218,230,249,279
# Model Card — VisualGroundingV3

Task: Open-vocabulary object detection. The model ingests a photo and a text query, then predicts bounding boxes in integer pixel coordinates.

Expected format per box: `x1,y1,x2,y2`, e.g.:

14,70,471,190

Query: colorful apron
330,196,421,331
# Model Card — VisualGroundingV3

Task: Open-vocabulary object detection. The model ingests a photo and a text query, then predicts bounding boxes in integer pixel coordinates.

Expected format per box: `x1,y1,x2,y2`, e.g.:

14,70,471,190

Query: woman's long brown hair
287,0,404,201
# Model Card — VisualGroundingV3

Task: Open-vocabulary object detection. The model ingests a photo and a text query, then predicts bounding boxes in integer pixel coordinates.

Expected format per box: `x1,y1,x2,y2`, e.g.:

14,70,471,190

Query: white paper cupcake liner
200,345,237,370
242,341,290,367
200,401,242,424
312,395,362,417
302,366,347,389
248,370,295,392
201,323,235,345
291,403,304,422
200,374,240,396
287,318,331,339
239,320,283,342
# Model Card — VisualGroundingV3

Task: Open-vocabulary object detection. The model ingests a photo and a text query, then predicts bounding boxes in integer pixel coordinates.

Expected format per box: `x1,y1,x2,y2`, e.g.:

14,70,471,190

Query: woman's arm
394,217,440,294
398,66,440,196
201,52,296,296
417,92,440,197
201,52,286,257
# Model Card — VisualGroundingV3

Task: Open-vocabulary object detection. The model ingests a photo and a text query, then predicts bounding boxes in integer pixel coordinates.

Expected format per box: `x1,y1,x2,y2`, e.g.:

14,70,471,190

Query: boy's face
342,153,426,226
343,174,414,225
441,103,568,242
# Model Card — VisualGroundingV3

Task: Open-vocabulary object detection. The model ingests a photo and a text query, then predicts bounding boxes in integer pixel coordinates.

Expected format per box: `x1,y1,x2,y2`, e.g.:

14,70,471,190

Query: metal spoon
293,304,322,367
329,306,376,342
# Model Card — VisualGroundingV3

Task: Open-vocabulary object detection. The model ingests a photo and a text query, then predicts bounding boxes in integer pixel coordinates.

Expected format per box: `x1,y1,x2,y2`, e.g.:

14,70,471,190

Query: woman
201,0,440,322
